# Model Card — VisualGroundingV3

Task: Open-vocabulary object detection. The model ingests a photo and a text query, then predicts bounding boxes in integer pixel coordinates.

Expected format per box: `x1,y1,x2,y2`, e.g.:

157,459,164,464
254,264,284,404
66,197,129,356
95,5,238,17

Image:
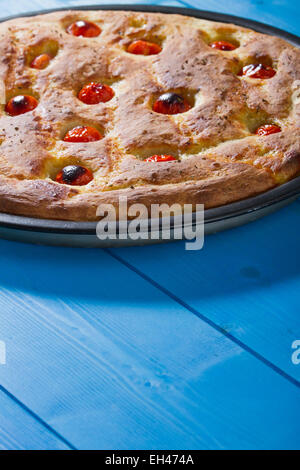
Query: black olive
158,93,184,105
60,165,86,184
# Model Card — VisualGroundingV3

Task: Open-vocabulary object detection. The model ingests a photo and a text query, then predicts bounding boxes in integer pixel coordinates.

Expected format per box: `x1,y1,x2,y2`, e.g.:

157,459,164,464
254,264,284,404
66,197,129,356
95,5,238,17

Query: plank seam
0,385,77,450
104,248,300,390
177,0,197,9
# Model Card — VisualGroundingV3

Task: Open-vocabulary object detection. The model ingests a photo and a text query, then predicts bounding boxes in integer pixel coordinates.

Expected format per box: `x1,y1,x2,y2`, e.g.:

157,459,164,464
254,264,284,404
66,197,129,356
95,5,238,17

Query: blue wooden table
0,0,299,451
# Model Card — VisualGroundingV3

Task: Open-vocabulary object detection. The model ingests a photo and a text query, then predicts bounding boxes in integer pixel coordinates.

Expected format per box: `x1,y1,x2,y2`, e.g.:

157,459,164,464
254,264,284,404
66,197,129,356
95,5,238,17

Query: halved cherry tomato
63,126,103,142
145,154,177,162
255,124,281,136
78,82,114,104
127,40,162,55
67,20,101,38
210,41,237,51
55,165,93,185
239,63,276,79
153,93,191,115
5,95,38,116
30,53,52,69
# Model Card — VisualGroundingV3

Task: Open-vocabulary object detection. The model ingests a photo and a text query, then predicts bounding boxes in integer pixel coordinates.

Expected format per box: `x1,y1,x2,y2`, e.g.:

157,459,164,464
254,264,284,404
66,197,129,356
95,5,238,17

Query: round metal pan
0,4,299,247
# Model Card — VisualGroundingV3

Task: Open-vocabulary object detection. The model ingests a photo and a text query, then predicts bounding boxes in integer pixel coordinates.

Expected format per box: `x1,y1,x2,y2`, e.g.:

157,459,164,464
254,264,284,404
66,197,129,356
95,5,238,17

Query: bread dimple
0,9,298,221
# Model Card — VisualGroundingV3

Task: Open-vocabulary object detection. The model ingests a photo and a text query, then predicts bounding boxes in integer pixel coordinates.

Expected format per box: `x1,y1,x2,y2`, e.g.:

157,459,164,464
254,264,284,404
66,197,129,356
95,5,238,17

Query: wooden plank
110,201,300,383
0,0,186,18
0,241,299,449
0,391,70,450
188,0,299,35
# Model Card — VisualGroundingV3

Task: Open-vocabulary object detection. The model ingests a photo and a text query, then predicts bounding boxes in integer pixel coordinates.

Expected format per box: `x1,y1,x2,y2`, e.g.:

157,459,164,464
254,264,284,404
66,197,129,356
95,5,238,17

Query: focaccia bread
0,9,299,220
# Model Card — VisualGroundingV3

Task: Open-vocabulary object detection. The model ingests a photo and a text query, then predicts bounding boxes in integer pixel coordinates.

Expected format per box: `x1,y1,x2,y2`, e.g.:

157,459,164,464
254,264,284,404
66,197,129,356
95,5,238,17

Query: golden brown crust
0,9,298,221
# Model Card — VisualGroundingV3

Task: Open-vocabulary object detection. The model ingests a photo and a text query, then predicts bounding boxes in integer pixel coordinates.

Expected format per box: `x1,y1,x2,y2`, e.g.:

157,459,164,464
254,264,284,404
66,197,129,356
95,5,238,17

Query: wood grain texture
111,201,300,383
0,241,299,449
0,391,70,450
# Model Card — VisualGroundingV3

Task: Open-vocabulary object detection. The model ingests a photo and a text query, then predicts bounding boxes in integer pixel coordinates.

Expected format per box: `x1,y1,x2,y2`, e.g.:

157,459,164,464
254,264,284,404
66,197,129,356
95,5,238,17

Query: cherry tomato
127,40,162,55
78,82,114,104
255,124,281,136
63,126,103,142
239,63,276,79
5,95,38,116
55,165,93,185
144,154,177,162
210,41,237,51
30,53,52,69
153,93,191,115
67,20,101,38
